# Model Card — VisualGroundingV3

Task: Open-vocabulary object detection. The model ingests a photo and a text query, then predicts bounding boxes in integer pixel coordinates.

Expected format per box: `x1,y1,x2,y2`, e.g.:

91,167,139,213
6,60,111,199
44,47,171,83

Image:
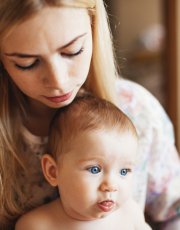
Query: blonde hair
0,0,118,227
48,94,137,160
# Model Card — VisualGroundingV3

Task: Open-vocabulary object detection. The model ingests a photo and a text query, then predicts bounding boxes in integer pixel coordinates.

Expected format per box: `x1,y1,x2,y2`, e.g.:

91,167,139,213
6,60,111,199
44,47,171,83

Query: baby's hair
48,94,138,159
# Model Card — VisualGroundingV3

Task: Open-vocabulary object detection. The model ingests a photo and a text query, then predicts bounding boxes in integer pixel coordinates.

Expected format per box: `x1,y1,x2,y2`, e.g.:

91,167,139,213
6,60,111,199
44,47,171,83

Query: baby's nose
99,180,118,192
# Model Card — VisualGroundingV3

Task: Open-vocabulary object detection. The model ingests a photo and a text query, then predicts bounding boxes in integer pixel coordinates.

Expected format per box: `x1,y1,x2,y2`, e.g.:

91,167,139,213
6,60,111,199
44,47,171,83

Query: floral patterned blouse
20,78,180,228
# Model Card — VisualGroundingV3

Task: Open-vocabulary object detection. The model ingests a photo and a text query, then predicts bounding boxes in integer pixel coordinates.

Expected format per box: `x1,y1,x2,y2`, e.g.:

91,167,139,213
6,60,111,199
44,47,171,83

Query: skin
49,130,138,221
1,7,92,135
15,130,151,229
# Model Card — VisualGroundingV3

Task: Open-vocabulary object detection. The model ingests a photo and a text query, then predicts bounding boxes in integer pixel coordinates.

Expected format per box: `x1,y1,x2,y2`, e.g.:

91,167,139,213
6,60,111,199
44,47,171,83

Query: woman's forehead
1,7,91,54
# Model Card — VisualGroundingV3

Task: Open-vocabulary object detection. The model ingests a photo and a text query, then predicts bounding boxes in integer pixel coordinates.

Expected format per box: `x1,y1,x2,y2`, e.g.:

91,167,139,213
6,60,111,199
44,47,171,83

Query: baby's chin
73,210,115,221
64,204,120,222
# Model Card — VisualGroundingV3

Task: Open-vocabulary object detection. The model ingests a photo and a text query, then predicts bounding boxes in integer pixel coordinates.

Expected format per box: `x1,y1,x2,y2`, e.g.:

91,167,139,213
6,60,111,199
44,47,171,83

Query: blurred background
104,0,180,151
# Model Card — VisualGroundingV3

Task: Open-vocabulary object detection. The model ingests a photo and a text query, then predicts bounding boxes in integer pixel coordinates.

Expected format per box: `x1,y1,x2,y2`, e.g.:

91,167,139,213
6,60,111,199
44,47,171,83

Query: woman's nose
42,55,68,89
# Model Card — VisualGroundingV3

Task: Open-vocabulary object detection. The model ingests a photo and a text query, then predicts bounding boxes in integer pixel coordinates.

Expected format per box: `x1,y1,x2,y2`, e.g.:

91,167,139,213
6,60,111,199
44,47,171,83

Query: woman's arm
160,217,180,230
116,79,180,229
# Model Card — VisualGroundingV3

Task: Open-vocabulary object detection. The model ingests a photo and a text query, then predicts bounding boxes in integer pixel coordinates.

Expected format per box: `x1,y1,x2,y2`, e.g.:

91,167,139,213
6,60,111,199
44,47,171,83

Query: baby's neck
51,199,134,230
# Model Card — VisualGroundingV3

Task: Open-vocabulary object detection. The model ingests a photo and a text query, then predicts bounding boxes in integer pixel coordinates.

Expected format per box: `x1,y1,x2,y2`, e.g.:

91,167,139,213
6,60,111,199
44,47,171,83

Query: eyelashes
86,166,132,176
87,166,101,174
15,47,84,71
120,168,131,176
62,47,84,58
15,59,40,70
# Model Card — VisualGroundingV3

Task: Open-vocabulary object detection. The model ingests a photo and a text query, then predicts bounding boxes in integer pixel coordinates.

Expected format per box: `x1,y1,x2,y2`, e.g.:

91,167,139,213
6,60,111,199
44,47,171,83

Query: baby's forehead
84,128,138,141
71,128,137,153
71,127,138,144
55,128,138,168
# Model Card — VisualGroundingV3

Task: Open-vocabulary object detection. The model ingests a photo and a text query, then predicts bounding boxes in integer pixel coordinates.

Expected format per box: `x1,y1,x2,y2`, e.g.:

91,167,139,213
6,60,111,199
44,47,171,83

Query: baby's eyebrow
4,32,87,58
79,158,100,163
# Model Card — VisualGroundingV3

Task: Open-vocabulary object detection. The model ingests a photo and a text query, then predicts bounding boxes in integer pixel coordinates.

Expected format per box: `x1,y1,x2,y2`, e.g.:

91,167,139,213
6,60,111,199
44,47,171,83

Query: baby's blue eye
88,166,101,174
120,169,129,176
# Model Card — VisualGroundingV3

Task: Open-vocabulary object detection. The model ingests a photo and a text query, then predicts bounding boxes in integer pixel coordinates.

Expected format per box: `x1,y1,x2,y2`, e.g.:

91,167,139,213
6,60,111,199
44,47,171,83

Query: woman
0,0,179,229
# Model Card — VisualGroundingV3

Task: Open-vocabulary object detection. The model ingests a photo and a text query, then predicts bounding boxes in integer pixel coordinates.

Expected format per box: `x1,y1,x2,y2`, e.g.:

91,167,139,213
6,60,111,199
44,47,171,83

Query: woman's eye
120,169,130,176
88,166,101,174
62,47,84,58
15,59,40,70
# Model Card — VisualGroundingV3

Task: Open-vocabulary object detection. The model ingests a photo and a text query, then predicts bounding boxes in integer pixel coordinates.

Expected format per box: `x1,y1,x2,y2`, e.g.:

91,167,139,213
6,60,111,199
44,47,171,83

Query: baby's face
56,129,138,221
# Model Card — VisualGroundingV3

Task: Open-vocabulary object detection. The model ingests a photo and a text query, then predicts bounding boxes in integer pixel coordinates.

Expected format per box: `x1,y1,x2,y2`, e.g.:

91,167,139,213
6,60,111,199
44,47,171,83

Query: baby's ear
41,154,58,187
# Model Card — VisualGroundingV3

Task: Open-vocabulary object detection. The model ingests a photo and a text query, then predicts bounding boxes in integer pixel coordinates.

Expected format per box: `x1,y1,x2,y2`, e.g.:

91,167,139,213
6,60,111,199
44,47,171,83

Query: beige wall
108,0,180,151
112,0,163,49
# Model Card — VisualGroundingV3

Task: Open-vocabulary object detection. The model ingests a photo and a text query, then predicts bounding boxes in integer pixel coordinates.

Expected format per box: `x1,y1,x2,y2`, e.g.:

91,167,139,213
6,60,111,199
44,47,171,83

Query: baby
16,94,151,230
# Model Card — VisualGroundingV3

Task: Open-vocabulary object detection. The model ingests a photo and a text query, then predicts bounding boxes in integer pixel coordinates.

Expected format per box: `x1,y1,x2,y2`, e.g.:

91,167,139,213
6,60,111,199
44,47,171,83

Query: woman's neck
24,99,57,136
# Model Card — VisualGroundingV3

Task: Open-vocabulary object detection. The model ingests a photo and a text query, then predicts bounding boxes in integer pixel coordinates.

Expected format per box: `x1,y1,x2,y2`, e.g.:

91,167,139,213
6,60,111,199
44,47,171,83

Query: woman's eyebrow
4,32,87,58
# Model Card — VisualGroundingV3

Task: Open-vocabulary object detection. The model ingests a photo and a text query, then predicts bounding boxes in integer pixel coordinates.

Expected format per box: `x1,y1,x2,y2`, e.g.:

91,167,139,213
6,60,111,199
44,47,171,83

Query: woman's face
1,7,92,108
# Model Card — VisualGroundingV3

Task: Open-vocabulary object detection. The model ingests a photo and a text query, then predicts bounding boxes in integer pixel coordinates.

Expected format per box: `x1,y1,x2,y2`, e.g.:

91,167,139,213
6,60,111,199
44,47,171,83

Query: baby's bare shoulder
15,200,60,230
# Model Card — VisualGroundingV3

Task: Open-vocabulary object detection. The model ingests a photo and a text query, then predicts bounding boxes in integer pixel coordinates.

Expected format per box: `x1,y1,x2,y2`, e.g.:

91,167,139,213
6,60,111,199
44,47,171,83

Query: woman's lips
97,200,115,212
45,91,72,103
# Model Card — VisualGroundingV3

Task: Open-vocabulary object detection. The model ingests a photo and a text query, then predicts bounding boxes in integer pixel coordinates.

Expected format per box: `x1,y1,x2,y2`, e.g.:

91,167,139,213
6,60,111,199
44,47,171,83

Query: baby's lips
100,200,113,206
97,200,115,212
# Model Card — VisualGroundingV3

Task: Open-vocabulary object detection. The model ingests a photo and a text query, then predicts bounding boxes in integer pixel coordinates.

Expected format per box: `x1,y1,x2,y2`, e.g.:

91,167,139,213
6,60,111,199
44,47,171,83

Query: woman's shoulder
115,78,173,134
116,78,164,114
